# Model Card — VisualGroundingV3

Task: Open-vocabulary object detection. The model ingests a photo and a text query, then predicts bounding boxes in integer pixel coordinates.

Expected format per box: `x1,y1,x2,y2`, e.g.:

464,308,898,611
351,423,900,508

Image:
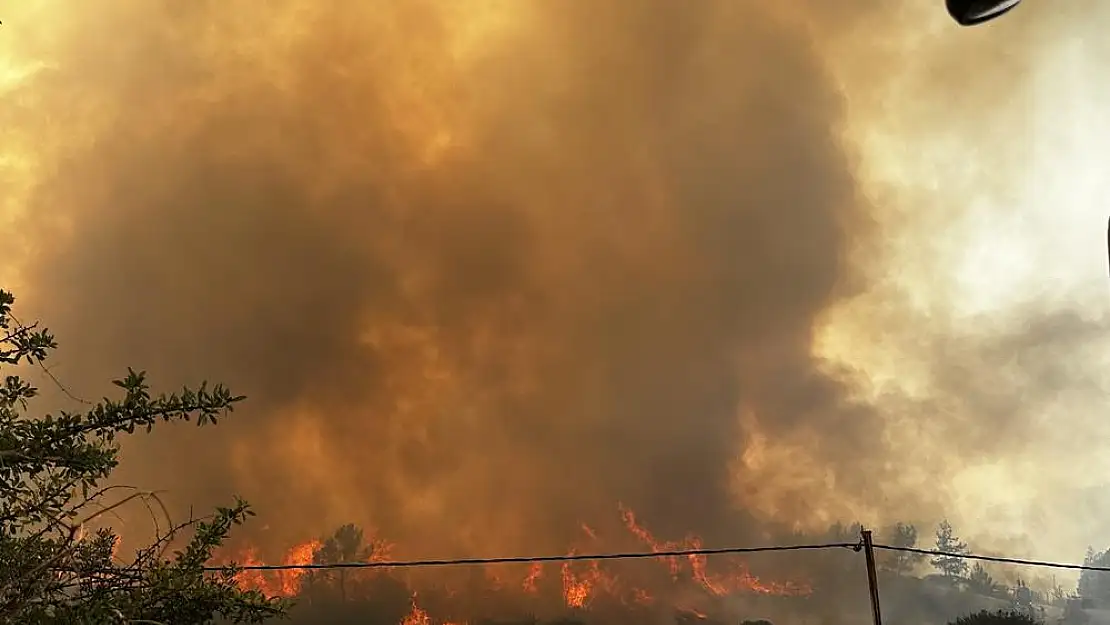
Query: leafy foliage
949,609,1041,625
0,289,286,624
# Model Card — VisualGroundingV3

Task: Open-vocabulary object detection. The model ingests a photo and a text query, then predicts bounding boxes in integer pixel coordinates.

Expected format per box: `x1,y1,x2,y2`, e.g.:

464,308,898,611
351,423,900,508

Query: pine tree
1077,547,1110,607
882,522,926,575
1079,547,1099,601
931,519,969,580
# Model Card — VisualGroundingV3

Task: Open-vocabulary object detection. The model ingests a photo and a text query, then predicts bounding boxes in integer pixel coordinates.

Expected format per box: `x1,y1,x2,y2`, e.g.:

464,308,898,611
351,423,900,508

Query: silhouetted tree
882,522,925,575
1077,547,1110,607
1078,547,1098,600
932,519,970,580
0,289,283,623
304,524,376,602
317,524,371,564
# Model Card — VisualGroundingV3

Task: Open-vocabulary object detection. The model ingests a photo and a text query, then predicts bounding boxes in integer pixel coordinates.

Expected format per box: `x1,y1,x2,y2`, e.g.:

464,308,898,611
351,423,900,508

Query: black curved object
944,2,1107,278
946,0,1023,25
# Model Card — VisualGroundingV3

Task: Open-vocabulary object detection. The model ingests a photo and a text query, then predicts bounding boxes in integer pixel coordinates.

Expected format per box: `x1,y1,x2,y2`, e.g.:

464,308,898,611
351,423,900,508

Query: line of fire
192,506,1110,625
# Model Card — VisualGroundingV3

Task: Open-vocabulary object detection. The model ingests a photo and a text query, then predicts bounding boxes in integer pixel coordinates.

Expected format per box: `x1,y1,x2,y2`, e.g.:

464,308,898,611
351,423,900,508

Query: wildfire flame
402,594,432,625
219,505,809,622
522,562,543,594
618,504,809,597
232,539,322,597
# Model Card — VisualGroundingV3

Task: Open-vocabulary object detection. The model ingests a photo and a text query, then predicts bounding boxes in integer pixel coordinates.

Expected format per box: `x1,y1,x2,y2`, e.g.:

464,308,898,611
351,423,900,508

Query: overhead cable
204,541,858,572
874,544,1110,573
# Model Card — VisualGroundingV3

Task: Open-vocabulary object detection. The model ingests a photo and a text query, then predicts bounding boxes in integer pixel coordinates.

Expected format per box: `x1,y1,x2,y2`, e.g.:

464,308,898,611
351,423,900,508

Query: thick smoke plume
3,0,1110,575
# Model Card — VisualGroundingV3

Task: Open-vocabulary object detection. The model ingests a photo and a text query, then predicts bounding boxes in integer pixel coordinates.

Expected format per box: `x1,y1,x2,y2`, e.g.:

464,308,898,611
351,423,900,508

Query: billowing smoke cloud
4,0,1110,572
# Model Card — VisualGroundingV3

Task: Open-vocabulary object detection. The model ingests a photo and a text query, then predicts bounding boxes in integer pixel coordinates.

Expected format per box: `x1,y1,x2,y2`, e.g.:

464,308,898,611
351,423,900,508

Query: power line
204,541,858,572
205,538,1110,575
874,544,1110,573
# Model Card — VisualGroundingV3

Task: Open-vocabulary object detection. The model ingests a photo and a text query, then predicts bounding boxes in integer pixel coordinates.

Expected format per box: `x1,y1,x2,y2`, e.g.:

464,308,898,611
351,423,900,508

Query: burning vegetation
221,505,810,624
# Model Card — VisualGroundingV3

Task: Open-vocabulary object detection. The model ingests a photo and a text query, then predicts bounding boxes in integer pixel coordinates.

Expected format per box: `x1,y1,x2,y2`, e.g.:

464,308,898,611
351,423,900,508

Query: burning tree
0,289,285,623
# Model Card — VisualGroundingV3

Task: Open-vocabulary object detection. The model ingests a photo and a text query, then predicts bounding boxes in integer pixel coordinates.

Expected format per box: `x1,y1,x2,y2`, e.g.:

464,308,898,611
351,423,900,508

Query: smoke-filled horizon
3,0,1110,574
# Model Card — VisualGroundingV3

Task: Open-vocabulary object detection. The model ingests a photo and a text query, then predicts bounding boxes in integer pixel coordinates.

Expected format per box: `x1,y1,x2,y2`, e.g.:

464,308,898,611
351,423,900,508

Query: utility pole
861,529,883,625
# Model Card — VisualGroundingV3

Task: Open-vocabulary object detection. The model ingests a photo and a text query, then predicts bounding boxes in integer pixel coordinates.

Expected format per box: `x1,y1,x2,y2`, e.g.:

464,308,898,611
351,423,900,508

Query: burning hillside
223,505,811,624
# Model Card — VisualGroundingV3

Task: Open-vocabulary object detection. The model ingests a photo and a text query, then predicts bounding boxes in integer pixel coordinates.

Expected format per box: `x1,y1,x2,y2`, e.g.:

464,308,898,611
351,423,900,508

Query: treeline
821,519,1059,618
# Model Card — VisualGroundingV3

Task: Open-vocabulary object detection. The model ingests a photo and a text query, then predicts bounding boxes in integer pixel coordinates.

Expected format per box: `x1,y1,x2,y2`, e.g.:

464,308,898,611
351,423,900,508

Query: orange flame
232,539,322,597
619,503,809,596
560,556,619,608
560,558,590,608
367,536,395,563
401,594,431,625
619,505,683,578
281,539,323,596
522,562,543,594
231,546,269,594
223,502,809,623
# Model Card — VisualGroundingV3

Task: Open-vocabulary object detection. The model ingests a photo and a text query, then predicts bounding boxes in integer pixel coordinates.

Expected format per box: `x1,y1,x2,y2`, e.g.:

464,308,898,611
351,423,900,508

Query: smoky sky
5,0,1110,563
